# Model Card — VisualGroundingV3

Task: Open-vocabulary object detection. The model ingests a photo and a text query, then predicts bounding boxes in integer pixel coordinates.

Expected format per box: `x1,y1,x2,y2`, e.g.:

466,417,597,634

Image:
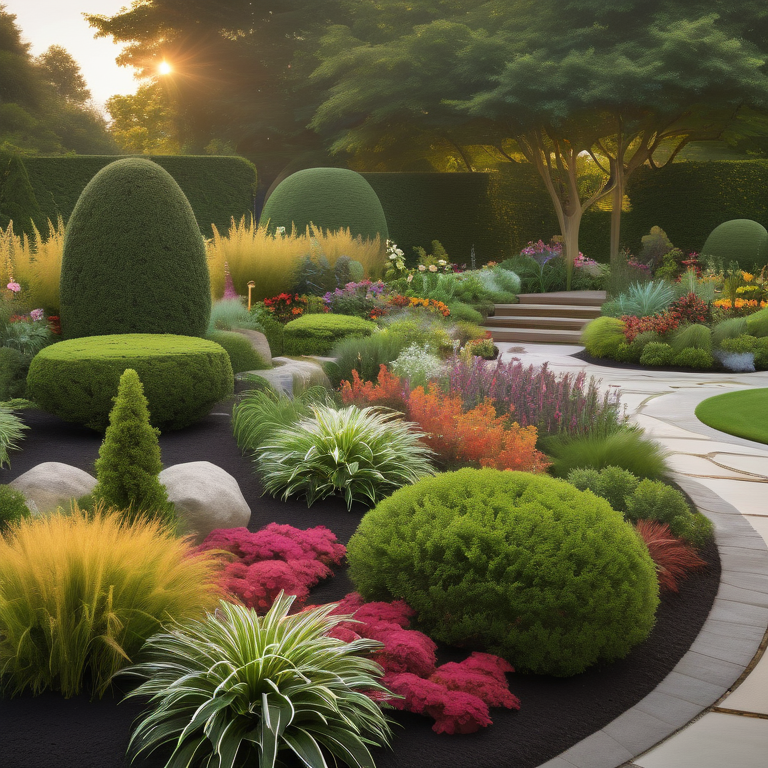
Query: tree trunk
609,168,624,266
562,212,582,291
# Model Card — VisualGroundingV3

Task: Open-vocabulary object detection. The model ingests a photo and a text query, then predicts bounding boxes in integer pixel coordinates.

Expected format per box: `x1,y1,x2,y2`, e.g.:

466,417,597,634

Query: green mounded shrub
673,348,714,369
446,301,484,324
0,486,31,533
283,314,376,356
672,324,712,354
93,369,175,527
0,347,28,401
713,317,748,347
327,332,411,387
719,335,758,354
614,342,642,363
640,342,675,366
546,429,669,480
261,168,389,242
206,331,268,373
746,307,768,338
59,158,211,339
581,317,626,359
701,219,768,271
567,466,639,513
625,480,713,548
27,334,233,432
347,469,659,676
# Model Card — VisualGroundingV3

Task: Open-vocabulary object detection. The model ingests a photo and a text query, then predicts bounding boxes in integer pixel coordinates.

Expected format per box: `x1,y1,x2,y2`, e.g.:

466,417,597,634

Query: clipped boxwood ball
260,168,388,242
701,219,768,271
347,468,659,676
283,314,376,356
27,334,233,431
60,158,211,339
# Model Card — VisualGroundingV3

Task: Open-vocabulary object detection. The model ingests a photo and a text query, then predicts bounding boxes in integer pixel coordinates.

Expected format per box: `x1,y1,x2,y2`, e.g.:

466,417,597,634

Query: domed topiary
260,168,388,242
347,468,659,677
60,158,211,339
701,219,768,271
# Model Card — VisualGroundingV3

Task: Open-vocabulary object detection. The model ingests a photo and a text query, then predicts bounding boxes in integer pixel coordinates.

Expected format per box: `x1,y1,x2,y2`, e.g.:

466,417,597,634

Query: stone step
517,290,606,307
486,327,584,344
494,303,602,319
486,315,591,331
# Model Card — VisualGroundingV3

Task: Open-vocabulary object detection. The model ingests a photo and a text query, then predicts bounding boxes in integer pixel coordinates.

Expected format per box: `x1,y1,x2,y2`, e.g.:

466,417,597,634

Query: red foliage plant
635,520,707,592
622,310,681,342
669,292,709,325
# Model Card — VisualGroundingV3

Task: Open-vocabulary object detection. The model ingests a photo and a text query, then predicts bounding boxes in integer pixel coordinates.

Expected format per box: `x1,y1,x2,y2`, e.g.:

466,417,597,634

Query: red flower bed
263,293,308,323
622,310,681,342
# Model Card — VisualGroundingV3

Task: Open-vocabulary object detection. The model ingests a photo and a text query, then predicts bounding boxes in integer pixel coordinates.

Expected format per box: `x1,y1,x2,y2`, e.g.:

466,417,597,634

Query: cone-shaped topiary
260,168,388,242
701,219,768,271
60,158,211,339
93,368,175,527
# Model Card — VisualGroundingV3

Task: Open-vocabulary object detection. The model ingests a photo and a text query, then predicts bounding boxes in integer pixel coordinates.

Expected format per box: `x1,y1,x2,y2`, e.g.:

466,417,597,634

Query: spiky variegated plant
257,403,435,509
0,405,27,468
123,594,393,768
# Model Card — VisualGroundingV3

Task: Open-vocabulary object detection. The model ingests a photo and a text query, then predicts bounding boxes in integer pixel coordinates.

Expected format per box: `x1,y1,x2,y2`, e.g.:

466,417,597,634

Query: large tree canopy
310,0,768,275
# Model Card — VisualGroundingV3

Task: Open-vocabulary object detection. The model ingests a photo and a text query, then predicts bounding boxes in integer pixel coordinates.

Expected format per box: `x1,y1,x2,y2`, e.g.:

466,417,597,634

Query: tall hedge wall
22,155,257,236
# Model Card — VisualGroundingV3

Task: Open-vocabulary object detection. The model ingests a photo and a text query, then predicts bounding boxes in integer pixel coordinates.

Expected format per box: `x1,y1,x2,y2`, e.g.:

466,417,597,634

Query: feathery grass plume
123,594,393,768
257,403,435,509
0,221,22,288
93,369,175,527
11,218,66,312
581,317,626,358
207,217,385,300
0,506,223,697
712,317,748,347
328,331,412,387
208,297,263,332
671,324,712,354
0,404,27,468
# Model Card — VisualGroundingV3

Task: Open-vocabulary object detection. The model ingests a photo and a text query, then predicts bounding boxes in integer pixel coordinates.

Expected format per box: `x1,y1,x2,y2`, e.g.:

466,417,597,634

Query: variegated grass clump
207,217,385,300
257,403,435,509
0,405,27,468
0,506,223,698
123,594,393,768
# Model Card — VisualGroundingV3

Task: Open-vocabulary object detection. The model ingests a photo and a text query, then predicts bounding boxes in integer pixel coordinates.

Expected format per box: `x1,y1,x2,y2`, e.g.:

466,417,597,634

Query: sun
158,61,172,75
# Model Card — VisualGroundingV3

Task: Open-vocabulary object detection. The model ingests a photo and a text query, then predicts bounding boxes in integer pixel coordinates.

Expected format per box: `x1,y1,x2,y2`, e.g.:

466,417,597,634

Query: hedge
59,159,211,340
283,314,377,356
22,155,257,236
27,334,233,431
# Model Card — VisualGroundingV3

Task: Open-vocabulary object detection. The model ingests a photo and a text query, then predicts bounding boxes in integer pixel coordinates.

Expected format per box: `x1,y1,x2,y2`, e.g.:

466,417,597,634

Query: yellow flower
742,272,754,282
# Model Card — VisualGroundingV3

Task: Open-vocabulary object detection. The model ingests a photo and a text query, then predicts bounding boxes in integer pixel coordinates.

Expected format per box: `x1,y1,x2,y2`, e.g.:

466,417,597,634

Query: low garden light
247,281,255,311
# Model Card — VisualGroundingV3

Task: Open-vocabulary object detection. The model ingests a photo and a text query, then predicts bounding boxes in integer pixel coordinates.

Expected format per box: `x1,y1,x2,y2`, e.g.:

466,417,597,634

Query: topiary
640,342,675,366
93,369,175,527
283,314,377,356
347,469,659,677
0,485,31,533
671,324,711,354
261,168,389,243
701,219,768,271
673,348,714,369
206,331,269,373
27,334,233,431
59,158,211,339
581,317,626,358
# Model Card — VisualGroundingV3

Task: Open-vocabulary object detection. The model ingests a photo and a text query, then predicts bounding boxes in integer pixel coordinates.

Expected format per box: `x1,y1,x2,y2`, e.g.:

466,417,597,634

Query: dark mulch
571,348,760,374
0,403,721,768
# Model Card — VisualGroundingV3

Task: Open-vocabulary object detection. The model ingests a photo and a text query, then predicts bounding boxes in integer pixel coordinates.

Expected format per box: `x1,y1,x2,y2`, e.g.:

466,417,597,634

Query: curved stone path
493,343,768,768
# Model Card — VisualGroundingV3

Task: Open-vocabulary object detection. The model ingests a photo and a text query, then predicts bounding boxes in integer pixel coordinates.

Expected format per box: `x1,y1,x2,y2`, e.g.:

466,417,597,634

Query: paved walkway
494,343,768,768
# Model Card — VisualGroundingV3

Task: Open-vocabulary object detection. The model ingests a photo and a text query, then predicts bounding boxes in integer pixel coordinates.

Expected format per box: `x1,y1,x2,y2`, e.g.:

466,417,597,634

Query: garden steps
486,290,606,344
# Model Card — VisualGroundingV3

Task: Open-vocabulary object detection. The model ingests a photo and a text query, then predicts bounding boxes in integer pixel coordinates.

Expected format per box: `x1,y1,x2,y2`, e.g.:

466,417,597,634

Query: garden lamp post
247,281,255,311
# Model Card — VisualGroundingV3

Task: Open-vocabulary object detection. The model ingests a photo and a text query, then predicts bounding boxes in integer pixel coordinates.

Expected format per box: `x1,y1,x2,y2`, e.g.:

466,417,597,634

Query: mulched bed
0,402,721,768
571,348,760,374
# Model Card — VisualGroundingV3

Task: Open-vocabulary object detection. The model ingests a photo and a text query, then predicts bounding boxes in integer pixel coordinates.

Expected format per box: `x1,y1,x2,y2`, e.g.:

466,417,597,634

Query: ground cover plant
695,388,768,445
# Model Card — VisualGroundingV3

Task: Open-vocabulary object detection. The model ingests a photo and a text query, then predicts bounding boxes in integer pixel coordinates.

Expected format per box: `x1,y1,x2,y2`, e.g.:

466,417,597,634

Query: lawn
696,388,768,445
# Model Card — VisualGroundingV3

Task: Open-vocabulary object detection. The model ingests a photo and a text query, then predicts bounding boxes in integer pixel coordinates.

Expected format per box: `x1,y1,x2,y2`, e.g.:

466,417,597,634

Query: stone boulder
9,462,96,516
159,461,251,543
232,328,272,364
237,356,330,395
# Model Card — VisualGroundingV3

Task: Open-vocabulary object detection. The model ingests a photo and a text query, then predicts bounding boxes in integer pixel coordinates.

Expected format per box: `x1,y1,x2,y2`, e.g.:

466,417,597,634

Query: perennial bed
571,348,760,374
0,405,720,768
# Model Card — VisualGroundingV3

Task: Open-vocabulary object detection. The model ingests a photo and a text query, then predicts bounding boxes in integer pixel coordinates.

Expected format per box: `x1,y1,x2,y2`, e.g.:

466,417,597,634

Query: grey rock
9,462,96,515
231,328,272,365
237,356,330,396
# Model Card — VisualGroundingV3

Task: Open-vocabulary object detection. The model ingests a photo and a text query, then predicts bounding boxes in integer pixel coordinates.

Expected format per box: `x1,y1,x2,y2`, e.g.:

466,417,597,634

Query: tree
106,84,181,154
35,45,91,103
310,1,768,282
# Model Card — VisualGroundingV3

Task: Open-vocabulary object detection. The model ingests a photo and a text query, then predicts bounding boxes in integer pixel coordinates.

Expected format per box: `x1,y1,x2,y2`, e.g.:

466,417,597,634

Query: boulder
159,461,251,543
237,356,330,395
232,328,273,364
9,462,96,516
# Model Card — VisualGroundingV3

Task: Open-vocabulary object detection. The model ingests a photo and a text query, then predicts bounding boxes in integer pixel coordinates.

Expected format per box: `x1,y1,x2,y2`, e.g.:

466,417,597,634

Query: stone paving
494,343,768,768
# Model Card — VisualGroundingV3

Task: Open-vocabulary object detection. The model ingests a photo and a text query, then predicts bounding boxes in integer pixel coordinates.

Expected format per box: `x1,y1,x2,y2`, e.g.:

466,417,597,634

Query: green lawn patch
695,388,768,445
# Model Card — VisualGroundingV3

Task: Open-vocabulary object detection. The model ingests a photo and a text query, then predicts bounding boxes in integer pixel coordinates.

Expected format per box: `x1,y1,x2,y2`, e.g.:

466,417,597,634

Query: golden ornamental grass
0,505,224,698
207,217,386,300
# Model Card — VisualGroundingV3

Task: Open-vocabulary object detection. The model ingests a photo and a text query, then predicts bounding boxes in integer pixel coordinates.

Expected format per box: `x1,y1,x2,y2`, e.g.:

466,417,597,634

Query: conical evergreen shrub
93,368,175,527
0,153,42,237
60,158,211,339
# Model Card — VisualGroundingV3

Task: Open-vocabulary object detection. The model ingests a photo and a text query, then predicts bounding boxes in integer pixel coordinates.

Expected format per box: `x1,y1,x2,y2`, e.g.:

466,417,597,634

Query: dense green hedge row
21,155,257,236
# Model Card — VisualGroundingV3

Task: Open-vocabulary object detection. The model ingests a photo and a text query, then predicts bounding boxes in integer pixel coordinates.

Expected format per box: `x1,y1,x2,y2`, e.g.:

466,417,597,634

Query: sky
4,0,140,108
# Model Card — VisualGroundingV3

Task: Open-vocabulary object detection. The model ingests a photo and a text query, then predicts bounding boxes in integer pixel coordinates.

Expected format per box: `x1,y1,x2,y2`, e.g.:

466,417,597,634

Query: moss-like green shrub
347,469,659,676
673,348,714,369
261,168,388,242
625,479,713,548
59,158,211,339
701,219,768,271
719,334,758,354
640,342,674,366
206,331,269,373
713,317,748,347
27,334,233,431
0,485,31,533
446,302,484,324
567,465,639,513
581,317,626,358
672,324,712,354
283,314,376,356
746,307,768,338
614,342,641,363
0,348,28,401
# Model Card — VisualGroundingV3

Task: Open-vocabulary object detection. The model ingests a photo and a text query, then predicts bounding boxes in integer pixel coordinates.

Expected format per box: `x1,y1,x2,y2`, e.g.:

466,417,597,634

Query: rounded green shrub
27,334,233,431
713,317,748,347
283,314,377,356
206,331,269,373
719,334,758,354
0,485,31,532
640,342,674,366
614,342,641,363
347,469,660,676
446,302,484,325
0,347,28,401
60,158,211,339
746,307,768,338
581,317,626,358
701,219,768,271
673,348,714,369
672,324,711,354
567,465,639,513
261,168,389,242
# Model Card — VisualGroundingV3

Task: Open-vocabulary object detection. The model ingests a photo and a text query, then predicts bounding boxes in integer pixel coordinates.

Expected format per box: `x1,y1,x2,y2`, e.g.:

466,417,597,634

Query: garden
0,157,728,768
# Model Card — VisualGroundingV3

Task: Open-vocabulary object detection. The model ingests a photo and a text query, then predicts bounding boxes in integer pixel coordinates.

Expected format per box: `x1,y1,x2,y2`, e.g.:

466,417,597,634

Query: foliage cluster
283,314,377,356
0,485,30,532
206,330,269,373
0,404,27,468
